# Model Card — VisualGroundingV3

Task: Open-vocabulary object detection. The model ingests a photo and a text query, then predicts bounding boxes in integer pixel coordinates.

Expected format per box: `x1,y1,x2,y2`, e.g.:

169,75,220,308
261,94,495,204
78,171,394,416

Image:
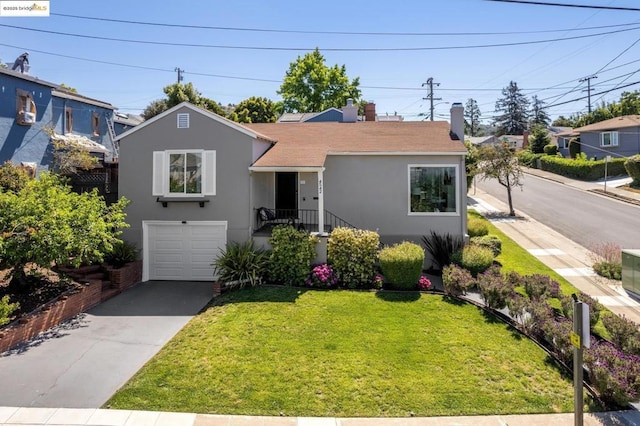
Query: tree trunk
506,186,515,216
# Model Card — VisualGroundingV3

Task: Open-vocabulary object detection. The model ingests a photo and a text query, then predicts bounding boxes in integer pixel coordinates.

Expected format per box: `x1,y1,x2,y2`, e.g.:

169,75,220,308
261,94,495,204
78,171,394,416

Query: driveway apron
0,281,213,408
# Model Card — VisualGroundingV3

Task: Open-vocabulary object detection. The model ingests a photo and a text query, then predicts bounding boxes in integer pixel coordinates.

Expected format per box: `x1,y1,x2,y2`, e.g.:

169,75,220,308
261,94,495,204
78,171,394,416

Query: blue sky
2,0,640,123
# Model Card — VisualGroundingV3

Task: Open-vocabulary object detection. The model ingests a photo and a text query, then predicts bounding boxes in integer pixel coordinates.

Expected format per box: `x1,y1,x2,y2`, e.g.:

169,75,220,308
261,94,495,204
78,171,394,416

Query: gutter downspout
318,168,325,233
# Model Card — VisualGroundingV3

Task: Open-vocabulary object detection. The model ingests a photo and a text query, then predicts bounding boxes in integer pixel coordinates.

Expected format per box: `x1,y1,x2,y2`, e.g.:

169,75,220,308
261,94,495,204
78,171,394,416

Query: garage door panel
145,221,226,281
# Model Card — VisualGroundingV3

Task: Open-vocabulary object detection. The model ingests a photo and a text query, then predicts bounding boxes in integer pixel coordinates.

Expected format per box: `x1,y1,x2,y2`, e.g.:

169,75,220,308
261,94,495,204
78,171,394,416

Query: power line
485,0,640,12
545,80,640,108
2,23,640,52
49,12,640,36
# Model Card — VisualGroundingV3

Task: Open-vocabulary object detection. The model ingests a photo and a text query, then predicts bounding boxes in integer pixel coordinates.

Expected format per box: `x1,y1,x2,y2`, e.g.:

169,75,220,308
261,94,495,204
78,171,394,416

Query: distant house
557,116,640,159
277,100,398,123
0,67,120,173
116,101,468,282
466,135,499,147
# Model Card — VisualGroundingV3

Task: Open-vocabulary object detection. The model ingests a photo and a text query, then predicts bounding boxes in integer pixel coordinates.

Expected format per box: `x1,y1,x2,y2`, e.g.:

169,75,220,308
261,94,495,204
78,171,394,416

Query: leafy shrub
585,341,640,407
212,241,270,288
451,244,494,277
442,264,475,297
593,262,622,280
542,317,574,366
306,263,338,288
470,235,502,256
0,295,19,326
467,217,489,237
328,227,379,289
517,151,545,168
268,225,317,286
602,313,640,356
543,144,558,156
506,293,528,325
529,125,551,154
104,239,139,268
0,161,31,193
539,155,627,180
524,299,555,340
625,154,640,188
378,241,425,290
476,265,513,310
589,242,622,280
522,274,560,301
421,231,464,271
560,292,604,329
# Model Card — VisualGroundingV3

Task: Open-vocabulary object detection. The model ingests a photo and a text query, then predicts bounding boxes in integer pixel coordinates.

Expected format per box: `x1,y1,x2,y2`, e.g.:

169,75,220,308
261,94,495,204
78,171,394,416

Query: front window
409,165,457,214
169,152,202,194
600,131,618,147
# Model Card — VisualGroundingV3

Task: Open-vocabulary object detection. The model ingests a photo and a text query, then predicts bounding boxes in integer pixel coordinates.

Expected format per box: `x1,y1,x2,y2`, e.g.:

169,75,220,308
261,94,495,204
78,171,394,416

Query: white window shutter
202,150,216,196
152,151,165,196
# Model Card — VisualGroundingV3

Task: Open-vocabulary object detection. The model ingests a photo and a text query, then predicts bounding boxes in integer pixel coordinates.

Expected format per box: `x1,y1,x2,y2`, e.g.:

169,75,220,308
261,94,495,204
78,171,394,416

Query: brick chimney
365,102,376,122
342,98,358,123
450,103,464,141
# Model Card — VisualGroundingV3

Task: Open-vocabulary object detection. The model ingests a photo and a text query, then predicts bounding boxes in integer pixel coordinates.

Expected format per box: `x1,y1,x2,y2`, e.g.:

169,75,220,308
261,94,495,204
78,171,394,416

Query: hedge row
539,156,628,180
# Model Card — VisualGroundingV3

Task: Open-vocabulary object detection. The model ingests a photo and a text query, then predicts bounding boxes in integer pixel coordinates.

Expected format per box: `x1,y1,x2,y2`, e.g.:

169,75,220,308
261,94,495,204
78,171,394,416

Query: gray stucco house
116,102,468,282
557,116,640,159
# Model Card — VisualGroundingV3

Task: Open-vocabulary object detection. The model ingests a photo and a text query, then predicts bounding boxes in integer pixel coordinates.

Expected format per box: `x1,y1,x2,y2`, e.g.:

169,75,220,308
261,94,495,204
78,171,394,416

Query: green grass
107,287,577,417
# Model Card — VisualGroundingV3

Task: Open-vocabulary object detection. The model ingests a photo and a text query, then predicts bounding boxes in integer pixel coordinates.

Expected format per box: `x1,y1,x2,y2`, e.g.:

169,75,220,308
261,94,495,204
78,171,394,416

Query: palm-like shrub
104,240,139,268
212,241,270,288
421,231,464,271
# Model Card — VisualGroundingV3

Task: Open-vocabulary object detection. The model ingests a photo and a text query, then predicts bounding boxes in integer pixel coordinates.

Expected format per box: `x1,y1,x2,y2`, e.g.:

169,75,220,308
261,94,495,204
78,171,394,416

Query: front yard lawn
106,287,577,417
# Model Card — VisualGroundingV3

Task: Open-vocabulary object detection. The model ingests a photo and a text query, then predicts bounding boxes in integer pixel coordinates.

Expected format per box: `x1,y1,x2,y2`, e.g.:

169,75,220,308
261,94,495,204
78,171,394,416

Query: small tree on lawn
477,142,523,216
0,173,129,288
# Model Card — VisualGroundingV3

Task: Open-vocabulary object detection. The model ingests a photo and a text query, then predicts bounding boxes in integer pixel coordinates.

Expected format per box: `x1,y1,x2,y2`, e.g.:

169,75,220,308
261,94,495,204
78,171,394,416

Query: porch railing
255,208,355,233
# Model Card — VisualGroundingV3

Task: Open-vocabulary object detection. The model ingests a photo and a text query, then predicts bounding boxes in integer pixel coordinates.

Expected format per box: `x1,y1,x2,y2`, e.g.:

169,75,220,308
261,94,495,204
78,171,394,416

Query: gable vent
177,113,190,129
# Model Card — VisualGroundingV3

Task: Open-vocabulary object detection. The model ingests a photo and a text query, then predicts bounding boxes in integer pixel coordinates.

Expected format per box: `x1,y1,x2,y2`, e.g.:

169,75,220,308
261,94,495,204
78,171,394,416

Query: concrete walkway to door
0,281,213,408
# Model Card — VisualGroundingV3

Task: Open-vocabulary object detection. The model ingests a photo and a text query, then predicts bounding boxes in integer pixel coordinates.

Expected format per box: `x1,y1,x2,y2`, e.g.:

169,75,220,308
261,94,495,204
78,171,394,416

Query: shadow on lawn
375,291,421,303
207,285,307,308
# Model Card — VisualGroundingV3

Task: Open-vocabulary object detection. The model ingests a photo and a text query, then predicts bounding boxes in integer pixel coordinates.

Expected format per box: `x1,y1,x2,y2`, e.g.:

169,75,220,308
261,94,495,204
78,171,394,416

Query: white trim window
600,131,619,147
152,150,216,197
408,165,458,215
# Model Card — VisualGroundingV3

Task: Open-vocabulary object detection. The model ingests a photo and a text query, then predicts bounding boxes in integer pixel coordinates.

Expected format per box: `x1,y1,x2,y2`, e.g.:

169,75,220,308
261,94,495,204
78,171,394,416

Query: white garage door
143,221,227,281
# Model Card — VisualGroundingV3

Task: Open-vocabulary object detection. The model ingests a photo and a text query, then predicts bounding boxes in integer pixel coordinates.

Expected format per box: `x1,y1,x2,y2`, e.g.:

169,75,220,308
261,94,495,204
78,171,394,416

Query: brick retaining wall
0,279,102,353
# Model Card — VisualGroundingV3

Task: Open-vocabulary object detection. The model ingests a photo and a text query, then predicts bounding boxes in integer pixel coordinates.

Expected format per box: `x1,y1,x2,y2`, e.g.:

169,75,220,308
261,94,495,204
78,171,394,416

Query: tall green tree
530,95,550,128
142,83,225,119
464,98,482,136
0,173,129,287
477,142,523,216
494,81,530,136
229,97,278,123
552,115,577,127
278,48,361,113
528,124,551,154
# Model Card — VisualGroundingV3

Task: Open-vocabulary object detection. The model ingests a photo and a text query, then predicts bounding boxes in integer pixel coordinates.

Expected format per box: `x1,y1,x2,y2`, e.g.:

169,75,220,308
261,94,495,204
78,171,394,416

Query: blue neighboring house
0,67,119,174
556,116,640,159
277,100,380,123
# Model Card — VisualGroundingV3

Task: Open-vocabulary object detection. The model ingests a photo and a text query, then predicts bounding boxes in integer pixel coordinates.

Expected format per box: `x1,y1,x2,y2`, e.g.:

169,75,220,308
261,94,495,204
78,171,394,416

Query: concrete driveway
0,281,213,408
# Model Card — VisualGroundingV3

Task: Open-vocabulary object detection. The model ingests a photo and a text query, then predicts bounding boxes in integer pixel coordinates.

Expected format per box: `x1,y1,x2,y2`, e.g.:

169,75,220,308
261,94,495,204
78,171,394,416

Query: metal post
573,297,584,426
604,155,610,193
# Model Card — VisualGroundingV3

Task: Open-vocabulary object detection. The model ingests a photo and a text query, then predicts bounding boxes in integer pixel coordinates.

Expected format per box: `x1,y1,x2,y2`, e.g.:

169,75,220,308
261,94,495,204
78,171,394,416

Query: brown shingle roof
245,121,465,168
574,115,640,133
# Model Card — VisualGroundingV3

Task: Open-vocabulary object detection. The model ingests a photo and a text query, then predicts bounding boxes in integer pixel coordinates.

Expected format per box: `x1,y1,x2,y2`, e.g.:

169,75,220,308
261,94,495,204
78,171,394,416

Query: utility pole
422,77,441,121
579,75,597,113
175,67,184,84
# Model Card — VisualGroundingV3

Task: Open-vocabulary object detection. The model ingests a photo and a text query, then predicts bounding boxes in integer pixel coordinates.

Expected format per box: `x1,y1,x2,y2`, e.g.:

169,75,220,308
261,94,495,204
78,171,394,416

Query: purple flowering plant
306,263,338,288
418,276,432,290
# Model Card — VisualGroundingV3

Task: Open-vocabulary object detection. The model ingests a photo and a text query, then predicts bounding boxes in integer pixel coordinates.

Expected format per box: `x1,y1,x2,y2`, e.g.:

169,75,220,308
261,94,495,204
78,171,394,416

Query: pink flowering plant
372,274,384,289
418,276,432,290
306,264,338,288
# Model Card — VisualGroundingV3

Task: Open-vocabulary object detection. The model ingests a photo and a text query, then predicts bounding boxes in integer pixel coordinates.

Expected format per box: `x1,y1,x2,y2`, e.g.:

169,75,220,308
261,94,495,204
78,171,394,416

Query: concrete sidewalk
1,406,639,426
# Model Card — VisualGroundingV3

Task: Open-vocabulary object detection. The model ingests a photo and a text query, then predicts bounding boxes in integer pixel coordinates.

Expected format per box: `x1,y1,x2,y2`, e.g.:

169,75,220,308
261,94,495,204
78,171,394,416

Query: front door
275,172,297,219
